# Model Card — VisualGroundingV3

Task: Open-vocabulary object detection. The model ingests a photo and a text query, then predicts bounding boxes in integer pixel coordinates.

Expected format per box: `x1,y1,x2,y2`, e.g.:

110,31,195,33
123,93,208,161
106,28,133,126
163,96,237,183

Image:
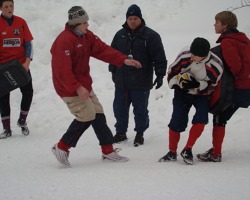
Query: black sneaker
0,129,12,139
134,135,144,147
113,133,127,143
197,148,222,162
17,119,30,136
181,148,193,165
159,151,177,162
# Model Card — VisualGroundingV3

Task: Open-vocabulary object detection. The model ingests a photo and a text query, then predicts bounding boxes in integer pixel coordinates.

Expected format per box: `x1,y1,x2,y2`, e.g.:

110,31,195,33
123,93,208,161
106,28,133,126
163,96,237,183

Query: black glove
172,84,181,90
172,84,188,93
182,76,200,89
112,72,116,83
153,76,163,89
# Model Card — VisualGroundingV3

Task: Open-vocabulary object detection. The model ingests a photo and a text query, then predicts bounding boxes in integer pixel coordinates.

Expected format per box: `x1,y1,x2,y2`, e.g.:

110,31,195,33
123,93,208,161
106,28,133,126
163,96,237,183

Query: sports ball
177,72,193,84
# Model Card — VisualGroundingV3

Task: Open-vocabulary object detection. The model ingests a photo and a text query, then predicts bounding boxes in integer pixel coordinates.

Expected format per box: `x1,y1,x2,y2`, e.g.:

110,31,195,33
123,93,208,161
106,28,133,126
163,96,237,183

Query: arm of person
148,32,168,77
89,31,141,68
23,41,33,71
124,58,141,68
221,40,241,77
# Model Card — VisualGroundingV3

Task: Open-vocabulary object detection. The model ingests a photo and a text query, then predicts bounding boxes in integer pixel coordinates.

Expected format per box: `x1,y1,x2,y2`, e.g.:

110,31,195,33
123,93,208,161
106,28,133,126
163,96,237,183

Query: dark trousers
113,88,150,134
213,89,250,126
0,73,33,117
61,113,114,147
168,89,209,132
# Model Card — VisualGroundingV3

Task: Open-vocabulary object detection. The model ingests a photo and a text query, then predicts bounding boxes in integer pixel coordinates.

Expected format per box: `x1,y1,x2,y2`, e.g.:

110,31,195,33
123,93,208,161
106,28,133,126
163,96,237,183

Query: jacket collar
216,28,239,43
122,19,146,34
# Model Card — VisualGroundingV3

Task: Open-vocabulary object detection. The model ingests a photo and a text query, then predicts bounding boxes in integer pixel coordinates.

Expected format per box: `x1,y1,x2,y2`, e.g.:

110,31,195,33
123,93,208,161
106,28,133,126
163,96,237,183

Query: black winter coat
109,21,167,90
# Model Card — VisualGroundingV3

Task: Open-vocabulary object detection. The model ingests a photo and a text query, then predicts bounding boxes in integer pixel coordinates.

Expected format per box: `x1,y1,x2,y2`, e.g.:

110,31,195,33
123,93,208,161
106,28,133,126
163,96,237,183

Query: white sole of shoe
51,146,71,167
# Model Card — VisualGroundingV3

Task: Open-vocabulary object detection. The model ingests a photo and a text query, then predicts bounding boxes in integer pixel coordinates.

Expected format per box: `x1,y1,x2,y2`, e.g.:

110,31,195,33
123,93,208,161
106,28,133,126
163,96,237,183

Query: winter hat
126,4,142,19
190,37,210,57
68,6,89,26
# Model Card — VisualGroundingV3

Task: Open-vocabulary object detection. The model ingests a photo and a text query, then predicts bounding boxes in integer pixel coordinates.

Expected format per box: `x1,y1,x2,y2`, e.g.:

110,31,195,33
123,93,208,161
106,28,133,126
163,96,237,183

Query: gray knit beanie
68,6,89,26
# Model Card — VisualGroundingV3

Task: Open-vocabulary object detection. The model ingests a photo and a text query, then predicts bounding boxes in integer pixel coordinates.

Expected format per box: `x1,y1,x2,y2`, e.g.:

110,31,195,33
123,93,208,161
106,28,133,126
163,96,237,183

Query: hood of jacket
216,28,249,45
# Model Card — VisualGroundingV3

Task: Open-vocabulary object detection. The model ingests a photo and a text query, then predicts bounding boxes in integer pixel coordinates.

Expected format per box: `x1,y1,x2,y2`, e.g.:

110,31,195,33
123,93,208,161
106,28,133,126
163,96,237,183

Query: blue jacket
109,21,167,89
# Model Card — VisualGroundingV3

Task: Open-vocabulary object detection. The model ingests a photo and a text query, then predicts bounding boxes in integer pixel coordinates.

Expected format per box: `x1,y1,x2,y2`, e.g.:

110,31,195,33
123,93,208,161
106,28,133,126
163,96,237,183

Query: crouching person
159,38,223,165
50,6,141,167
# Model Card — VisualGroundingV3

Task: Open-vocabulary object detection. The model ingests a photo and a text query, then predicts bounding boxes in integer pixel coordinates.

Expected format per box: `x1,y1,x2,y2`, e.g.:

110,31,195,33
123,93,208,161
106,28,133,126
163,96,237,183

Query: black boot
113,132,127,143
134,132,144,147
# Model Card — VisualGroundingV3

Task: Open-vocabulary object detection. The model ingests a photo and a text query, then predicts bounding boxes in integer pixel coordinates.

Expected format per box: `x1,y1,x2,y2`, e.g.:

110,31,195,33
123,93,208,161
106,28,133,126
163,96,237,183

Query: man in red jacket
50,6,141,167
197,11,250,162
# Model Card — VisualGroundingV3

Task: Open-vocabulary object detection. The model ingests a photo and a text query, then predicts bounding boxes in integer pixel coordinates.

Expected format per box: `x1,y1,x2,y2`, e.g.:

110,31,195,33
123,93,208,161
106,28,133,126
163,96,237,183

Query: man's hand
153,76,163,89
76,86,90,100
124,59,142,69
22,58,31,71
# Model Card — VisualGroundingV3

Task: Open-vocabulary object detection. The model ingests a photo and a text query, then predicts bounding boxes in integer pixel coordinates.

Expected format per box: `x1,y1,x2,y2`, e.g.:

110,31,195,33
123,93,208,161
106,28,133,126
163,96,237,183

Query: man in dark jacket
109,4,167,147
197,11,250,162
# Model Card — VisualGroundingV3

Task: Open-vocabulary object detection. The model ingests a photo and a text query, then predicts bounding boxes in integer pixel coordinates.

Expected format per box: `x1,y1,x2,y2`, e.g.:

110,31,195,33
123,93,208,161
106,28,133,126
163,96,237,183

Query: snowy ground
1,0,250,200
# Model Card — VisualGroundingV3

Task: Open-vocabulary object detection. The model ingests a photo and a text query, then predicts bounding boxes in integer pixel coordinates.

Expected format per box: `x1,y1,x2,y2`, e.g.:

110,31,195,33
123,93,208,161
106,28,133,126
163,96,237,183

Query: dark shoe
134,135,144,147
113,133,127,143
181,148,193,165
159,151,177,162
197,148,222,162
17,119,30,136
0,129,12,139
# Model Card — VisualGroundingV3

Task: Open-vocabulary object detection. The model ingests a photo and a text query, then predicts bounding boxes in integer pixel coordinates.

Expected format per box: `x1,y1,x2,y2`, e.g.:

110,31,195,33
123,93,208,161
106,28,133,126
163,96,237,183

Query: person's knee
213,115,227,127
168,123,186,133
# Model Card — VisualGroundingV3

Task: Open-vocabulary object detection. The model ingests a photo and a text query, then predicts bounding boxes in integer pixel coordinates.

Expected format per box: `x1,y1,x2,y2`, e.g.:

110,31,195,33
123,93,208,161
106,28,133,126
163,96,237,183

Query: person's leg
19,74,33,124
162,91,192,162
92,113,114,146
212,126,225,156
131,89,150,134
0,93,12,139
60,119,92,147
17,76,33,135
90,91,129,162
184,123,205,149
113,88,131,142
169,128,180,153
159,128,180,162
212,104,239,156
130,89,149,146
168,90,192,133
212,89,250,157
197,104,239,162
92,113,129,161
0,93,11,130
184,95,209,149
52,96,96,167
113,88,131,134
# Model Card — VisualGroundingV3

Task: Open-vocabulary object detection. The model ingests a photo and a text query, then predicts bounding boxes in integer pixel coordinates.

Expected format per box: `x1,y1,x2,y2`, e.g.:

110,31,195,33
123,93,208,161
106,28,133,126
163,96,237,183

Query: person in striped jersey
159,37,223,165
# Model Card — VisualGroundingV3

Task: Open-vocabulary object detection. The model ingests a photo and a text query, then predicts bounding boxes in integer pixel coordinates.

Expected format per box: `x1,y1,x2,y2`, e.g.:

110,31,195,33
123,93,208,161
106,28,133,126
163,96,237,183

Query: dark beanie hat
126,4,142,19
190,37,210,57
68,6,89,26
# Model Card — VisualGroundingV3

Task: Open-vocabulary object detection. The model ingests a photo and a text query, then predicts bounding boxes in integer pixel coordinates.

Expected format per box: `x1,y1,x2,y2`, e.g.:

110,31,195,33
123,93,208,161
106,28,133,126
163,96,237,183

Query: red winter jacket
217,29,250,89
50,24,127,97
